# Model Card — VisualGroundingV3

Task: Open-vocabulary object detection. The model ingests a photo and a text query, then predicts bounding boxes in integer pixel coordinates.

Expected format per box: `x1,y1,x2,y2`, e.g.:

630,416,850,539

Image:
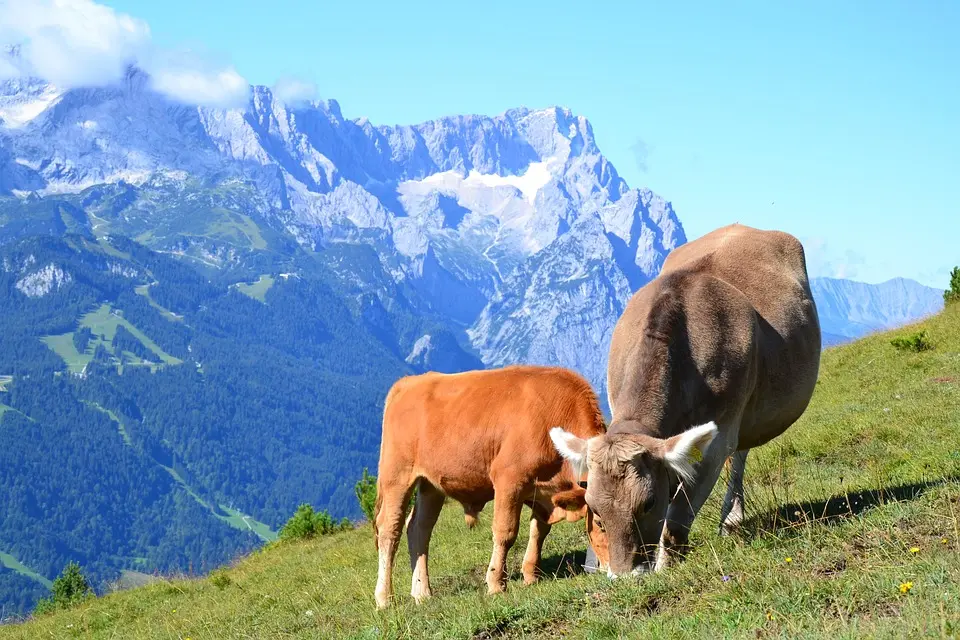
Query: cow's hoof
411,589,432,604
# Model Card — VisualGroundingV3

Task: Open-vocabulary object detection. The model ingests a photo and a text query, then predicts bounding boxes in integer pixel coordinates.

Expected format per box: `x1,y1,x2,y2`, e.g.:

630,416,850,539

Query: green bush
945,267,960,305
209,569,232,590
353,468,419,524
355,467,378,522
278,504,352,542
33,562,94,615
890,330,933,353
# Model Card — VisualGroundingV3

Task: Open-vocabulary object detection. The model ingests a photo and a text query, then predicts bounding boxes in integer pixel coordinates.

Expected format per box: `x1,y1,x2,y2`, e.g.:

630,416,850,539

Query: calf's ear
551,486,586,511
662,422,718,484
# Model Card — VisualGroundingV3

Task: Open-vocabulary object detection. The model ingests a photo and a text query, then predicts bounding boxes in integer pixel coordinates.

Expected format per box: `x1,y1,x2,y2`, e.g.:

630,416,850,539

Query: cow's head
549,421,717,578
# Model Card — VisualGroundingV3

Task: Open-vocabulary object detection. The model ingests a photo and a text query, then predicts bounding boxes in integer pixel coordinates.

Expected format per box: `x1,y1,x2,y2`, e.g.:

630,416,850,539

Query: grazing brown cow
552,223,822,577
373,365,609,609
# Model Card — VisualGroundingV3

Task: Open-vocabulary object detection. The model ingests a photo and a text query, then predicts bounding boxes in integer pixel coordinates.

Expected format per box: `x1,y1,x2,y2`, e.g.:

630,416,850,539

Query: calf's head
549,483,611,571
549,422,717,578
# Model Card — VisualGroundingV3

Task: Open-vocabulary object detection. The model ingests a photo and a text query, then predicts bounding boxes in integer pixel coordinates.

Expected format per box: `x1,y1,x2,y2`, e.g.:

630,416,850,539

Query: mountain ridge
0,68,686,402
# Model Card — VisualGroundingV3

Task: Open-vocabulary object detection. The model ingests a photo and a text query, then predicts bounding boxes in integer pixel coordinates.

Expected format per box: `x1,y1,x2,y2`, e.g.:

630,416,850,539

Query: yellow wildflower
909,547,920,554
942,538,949,545
899,581,913,594
784,557,792,563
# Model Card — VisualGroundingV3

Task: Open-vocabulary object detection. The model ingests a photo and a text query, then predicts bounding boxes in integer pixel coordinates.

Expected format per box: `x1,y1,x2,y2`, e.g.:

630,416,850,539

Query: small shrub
945,267,960,305
355,468,378,522
33,562,94,615
209,570,231,590
890,330,933,353
278,504,352,542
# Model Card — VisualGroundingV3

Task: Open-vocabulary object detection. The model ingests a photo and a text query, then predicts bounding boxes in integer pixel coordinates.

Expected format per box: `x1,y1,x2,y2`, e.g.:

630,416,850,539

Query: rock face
14,262,72,297
0,68,687,398
405,330,485,375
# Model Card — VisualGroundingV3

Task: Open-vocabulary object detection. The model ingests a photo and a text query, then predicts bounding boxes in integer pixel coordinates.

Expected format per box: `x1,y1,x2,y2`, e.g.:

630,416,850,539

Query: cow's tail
372,477,383,551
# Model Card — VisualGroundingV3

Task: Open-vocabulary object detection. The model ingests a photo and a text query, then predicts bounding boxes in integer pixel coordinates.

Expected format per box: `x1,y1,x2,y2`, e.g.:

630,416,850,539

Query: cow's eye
641,495,656,513
594,518,605,532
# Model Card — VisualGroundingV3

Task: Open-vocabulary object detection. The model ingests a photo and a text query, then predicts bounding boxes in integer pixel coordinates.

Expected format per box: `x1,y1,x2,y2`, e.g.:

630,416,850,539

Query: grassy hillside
4,306,960,638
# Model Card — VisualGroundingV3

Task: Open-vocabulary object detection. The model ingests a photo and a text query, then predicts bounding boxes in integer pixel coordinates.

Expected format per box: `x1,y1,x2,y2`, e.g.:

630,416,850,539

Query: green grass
82,402,132,447
41,304,183,373
162,466,277,544
233,274,275,303
205,210,268,251
217,505,278,543
85,402,276,543
134,283,184,322
79,304,181,365
0,551,52,590
40,333,89,374
5,306,960,639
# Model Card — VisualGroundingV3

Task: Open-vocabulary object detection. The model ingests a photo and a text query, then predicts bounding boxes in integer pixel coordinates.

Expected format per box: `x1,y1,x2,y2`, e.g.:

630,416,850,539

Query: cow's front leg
486,486,524,594
521,516,551,585
656,434,735,572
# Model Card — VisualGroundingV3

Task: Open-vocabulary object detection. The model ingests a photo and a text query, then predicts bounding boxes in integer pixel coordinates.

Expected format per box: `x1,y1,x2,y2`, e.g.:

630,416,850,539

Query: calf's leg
521,515,551,585
719,449,749,536
374,480,415,609
407,480,445,603
486,486,525,594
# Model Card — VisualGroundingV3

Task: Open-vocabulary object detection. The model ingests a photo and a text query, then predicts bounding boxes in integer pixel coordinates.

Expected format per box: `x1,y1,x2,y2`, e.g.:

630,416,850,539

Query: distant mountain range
0,62,945,614
811,277,944,346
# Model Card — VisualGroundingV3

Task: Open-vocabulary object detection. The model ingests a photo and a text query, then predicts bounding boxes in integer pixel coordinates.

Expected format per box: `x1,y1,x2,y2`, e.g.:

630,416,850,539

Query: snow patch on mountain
0,82,61,127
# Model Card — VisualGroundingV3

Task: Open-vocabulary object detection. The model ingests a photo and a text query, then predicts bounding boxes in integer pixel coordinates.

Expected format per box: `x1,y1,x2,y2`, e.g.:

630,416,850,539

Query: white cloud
272,77,317,106
802,236,867,281
0,0,149,88
150,63,250,110
0,52,18,81
0,0,253,108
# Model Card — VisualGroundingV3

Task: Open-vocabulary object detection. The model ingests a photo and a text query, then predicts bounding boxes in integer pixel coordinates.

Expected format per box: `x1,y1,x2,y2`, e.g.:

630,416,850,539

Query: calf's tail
372,476,383,551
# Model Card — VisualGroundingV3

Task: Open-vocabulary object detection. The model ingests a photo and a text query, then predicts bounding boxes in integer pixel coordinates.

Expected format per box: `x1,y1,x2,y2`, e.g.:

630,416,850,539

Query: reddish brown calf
373,365,609,608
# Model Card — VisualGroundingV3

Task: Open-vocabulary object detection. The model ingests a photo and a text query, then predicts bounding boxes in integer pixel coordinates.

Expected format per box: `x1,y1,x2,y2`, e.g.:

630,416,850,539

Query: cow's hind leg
374,478,415,609
486,484,525,595
719,449,749,536
521,514,551,585
408,479,445,603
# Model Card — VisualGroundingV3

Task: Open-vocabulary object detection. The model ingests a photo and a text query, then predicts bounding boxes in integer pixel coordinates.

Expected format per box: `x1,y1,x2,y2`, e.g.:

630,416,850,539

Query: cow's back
666,224,821,443
608,224,821,448
380,366,605,504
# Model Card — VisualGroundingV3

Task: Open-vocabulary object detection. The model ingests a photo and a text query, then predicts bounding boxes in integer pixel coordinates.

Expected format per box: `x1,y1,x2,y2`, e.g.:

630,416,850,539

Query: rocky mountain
811,277,944,345
0,67,685,404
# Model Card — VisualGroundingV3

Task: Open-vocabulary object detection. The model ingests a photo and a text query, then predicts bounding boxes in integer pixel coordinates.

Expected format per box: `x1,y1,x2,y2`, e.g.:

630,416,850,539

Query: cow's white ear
550,427,588,474
663,422,718,484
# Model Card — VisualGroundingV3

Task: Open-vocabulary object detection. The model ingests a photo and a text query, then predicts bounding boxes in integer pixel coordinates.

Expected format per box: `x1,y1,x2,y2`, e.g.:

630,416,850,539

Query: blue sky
73,2,960,286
